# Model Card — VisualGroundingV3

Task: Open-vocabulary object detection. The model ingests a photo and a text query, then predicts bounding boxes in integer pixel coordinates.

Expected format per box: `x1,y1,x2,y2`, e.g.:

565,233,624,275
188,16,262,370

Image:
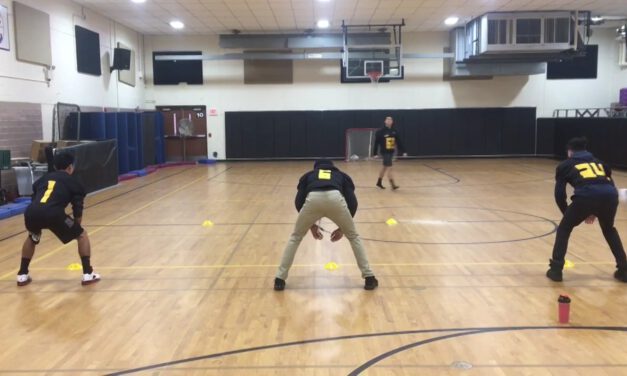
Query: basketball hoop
367,71,382,84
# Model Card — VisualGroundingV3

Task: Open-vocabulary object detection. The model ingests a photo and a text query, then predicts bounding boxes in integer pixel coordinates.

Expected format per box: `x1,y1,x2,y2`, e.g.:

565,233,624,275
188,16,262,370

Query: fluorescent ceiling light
131,0,146,3
170,20,185,29
317,19,330,28
444,16,459,26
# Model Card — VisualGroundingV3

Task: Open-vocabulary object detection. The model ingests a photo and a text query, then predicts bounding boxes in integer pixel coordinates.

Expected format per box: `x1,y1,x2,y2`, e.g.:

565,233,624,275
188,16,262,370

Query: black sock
377,178,383,185
18,258,31,275
81,256,93,274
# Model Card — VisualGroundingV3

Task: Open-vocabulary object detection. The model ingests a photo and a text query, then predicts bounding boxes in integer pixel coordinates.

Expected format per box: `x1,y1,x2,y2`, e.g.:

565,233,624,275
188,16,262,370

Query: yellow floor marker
202,220,214,228
564,260,575,269
386,218,398,226
324,262,339,271
66,263,82,271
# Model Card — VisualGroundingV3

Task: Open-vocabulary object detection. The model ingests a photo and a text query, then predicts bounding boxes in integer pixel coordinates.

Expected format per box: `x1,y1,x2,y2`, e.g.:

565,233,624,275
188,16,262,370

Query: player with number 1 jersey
16,153,100,286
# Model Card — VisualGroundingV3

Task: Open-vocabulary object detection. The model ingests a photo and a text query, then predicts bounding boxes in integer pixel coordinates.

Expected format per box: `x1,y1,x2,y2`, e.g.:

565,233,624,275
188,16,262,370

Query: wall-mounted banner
0,5,9,51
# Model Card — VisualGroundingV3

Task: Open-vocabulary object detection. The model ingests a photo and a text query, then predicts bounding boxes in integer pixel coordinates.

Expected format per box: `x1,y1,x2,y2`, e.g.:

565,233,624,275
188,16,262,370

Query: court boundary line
103,326,627,375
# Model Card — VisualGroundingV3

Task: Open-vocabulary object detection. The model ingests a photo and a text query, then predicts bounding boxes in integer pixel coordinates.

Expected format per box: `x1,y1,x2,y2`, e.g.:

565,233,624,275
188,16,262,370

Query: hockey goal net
345,128,377,161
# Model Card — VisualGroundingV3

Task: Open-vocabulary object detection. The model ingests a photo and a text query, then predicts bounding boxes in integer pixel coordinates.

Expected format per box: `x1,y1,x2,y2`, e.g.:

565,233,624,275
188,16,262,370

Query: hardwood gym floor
0,158,626,375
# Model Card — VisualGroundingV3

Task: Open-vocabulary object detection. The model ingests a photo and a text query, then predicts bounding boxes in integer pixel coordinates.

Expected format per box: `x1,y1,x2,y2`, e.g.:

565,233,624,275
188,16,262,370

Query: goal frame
345,127,378,161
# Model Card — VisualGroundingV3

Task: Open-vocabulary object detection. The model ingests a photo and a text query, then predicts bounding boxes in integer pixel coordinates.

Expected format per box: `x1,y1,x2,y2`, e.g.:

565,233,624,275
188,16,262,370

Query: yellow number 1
318,169,331,180
40,181,56,203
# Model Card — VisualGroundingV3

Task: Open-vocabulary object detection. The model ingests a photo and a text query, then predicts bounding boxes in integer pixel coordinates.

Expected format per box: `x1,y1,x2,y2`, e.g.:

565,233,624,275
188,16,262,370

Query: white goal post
345,128,377,161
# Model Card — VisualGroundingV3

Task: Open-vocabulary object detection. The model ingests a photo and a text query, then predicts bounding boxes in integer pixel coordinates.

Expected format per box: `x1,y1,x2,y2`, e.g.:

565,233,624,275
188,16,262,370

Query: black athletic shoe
364,276,378,290
274,278,286,291
546,268,563,282
376,183,386,189
391,184,399,190
614,269,627,283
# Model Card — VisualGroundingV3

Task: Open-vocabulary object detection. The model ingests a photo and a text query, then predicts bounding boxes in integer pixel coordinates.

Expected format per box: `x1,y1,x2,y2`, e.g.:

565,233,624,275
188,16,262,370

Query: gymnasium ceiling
73,0,627,35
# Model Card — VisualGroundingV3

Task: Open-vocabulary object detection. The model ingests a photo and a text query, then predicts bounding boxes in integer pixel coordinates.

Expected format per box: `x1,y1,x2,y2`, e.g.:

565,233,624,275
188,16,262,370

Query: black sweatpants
552,195,627,269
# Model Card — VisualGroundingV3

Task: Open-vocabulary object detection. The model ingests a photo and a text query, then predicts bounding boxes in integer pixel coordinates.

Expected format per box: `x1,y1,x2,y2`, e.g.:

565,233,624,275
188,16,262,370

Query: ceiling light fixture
131,0,146,3
317,19,330,29
444,16,459,26
169,20,185,29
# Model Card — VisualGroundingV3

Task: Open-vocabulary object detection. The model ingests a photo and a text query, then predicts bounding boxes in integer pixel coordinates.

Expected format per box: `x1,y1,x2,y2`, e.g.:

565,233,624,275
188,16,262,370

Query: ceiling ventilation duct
446,11,591,78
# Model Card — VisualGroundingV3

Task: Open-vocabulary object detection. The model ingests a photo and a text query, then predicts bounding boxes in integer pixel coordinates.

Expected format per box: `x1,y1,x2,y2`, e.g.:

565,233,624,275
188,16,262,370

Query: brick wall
0,102,43,159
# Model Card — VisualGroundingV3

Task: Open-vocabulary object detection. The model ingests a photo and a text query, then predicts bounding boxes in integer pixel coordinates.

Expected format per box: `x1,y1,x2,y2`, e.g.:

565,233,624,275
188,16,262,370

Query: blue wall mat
105,113,118,140
66,112,79,140
117,113,129,174
65,112,107,140
83,112,106,140
127,113,139,171
135,113,144,169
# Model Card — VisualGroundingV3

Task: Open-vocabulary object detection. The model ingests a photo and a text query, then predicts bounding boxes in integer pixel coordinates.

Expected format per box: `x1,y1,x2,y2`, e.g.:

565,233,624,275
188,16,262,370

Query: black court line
104,326,627,375
357,206,558,245
347,326,627,375
423,164,461,184
82,205,557,245
82,219,551,228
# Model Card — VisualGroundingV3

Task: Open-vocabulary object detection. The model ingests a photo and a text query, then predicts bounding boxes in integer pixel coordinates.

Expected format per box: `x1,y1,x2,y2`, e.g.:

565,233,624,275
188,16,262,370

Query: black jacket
373,126,405,155
294,161,358,217
29,171,86,218
555,151,617,214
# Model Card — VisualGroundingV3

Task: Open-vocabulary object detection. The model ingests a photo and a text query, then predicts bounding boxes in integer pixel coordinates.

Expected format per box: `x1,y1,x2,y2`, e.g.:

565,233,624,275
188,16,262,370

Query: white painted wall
0,0,145,140
143,28,627,159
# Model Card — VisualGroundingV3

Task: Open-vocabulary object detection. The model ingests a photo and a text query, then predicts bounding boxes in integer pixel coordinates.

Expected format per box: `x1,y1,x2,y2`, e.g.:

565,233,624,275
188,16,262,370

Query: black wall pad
539,117,627,168
226,108,537,159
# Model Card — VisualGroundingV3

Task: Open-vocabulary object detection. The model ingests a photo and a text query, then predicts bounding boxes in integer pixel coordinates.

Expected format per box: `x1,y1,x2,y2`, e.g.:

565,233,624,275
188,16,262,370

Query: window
487,19,507,45
516,18,541,44
545,17,570,43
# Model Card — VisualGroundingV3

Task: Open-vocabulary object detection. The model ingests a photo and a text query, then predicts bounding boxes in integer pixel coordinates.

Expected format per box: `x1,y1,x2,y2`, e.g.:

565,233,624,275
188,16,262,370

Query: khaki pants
276,190,374,280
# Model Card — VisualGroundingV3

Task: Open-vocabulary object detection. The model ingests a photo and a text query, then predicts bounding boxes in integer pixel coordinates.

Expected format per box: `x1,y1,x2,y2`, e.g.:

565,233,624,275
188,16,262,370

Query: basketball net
367,71,382,84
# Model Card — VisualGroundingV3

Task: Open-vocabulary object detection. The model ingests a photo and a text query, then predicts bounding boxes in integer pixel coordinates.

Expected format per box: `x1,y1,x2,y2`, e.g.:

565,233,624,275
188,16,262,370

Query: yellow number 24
575,163,606,179
40,180,57,203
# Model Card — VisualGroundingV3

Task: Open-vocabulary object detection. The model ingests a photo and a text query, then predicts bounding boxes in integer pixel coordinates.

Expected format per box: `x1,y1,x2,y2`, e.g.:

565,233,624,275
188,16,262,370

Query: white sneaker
81,272,101,286
17,274,32,287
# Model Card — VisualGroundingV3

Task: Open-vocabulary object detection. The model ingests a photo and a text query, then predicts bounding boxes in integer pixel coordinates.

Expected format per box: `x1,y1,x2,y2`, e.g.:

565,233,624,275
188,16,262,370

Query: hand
330,229,343,242
584,215,596,224
310,225,323,240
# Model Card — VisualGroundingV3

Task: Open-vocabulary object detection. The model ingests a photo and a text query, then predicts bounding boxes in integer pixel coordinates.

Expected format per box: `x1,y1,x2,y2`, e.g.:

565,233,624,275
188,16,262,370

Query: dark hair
313,159,334,169
53,153,74,171
566,137,588,152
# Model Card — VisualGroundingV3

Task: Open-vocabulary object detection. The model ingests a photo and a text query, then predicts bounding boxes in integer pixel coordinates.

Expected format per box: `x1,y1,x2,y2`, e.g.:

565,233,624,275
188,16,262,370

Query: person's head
566,137,588,158
313,159,334,170
53,153,75,174
384,116,394,128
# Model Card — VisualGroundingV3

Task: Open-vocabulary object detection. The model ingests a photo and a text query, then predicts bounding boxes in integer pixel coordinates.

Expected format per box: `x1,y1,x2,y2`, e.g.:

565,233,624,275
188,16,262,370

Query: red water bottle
558,295,571,324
